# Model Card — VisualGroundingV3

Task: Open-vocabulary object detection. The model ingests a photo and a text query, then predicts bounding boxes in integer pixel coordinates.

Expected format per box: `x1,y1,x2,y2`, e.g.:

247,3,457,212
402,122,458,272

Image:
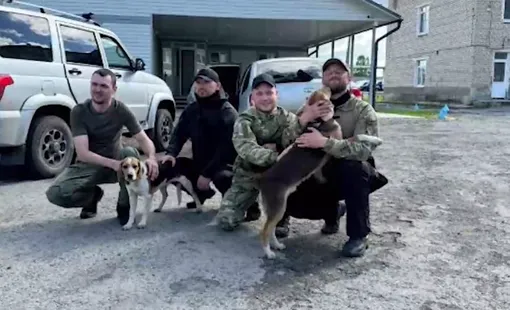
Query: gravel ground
1,110,509,310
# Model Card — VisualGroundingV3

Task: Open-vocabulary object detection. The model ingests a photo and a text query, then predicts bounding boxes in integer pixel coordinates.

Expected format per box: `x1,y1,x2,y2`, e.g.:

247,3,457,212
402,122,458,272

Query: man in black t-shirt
45,68,159,226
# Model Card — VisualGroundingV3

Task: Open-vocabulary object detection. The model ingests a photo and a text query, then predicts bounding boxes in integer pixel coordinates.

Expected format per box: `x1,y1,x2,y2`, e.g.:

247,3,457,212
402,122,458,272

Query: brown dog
257,86,342,259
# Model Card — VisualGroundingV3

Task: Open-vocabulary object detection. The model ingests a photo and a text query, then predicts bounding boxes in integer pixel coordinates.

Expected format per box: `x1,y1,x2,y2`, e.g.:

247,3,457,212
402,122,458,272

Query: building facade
385,0,510,104
9,0,400,102
7,0,400,102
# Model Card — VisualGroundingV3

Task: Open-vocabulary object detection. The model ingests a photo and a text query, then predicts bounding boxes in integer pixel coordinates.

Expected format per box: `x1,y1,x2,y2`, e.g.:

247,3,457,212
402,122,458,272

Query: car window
241,65,252,93
256,59,323,83
100,34,131,69
59,25,102,66
0,11,52,62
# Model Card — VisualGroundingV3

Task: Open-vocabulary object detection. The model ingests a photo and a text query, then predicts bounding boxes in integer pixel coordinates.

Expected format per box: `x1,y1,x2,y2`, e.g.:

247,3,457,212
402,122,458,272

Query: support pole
369,19,403,110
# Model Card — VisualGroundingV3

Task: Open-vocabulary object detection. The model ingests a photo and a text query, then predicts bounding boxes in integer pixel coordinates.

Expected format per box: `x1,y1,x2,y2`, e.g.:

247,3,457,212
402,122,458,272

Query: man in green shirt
214,73,333,231
45,68,159,226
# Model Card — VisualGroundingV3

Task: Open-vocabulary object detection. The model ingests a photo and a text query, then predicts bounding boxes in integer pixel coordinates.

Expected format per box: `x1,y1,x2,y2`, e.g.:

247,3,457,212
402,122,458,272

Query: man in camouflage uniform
215,73,333,231
282,58,388,257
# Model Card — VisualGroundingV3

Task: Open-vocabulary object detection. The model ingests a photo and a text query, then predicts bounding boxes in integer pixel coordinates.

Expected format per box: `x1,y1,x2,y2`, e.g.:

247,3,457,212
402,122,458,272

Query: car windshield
256,59,323,83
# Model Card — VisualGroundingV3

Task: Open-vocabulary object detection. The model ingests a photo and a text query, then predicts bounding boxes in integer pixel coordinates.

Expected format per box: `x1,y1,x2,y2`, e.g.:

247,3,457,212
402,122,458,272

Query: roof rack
0,0,101,26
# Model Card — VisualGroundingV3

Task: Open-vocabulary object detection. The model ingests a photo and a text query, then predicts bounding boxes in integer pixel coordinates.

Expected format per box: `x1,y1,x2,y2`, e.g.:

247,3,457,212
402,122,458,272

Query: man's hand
160,154,176,167
110,159,122,172
197,175,211,191
145,157,159,181
300,100,334,124
295,127,328,149
262,143,278,152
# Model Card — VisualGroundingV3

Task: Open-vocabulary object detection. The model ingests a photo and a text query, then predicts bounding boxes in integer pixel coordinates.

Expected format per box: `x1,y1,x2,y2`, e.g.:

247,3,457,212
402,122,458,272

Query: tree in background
353,55,370,77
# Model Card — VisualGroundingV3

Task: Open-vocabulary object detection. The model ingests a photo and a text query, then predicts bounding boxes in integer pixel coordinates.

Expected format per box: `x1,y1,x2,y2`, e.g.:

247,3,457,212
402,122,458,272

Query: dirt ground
0,109,509,310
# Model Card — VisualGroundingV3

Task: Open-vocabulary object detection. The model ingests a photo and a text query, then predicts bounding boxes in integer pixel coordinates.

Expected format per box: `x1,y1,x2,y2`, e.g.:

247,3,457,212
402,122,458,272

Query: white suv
0,1,176,178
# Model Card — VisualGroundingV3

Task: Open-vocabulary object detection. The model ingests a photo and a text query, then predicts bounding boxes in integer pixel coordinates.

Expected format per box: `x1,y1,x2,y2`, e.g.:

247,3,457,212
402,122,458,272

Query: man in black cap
276,58,388,258
160,68,260,216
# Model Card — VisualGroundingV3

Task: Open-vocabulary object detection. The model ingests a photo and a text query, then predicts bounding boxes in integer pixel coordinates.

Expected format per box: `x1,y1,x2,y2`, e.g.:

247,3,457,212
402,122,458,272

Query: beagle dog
118,157,203,230
256,86,344,259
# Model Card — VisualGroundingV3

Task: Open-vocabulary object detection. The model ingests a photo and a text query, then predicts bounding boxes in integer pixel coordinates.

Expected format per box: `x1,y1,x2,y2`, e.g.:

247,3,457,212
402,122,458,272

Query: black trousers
285,157,388,239
171,157,233,203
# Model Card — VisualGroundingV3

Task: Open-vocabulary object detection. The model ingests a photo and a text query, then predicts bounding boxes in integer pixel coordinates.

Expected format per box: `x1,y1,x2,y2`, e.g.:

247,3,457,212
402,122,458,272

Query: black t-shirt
70,99,142,159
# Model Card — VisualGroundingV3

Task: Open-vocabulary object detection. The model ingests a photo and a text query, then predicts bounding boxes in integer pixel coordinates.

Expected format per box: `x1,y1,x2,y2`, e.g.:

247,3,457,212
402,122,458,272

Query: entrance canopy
153,1,401,47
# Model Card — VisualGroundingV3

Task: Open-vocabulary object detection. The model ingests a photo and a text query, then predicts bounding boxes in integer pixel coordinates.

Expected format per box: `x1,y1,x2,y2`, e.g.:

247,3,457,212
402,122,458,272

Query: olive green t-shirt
70,99,142,159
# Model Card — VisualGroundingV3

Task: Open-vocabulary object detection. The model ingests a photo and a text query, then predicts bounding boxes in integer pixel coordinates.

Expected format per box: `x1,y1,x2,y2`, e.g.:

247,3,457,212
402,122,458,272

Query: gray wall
385,0,510,104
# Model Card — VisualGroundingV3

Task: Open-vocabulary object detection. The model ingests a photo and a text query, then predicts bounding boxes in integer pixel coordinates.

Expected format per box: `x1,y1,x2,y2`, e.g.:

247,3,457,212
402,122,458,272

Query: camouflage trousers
215,166,259,231
45,147,139,209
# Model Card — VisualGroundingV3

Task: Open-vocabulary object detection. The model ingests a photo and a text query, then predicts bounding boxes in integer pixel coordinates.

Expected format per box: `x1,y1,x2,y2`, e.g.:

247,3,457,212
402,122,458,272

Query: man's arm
233,114,279,167
201,107,238,179
322,104,382,161
165,107,190,157
120,103,157,159
280,109,306,149
71,106,119,170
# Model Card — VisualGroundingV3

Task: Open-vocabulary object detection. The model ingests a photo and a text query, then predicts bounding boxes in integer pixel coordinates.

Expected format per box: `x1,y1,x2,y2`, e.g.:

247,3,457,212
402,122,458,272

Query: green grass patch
376,108,438,119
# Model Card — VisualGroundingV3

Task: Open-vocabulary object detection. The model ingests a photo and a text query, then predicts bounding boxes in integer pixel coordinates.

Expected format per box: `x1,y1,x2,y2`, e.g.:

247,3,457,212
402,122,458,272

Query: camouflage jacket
296,94,381,161
232,106,304,171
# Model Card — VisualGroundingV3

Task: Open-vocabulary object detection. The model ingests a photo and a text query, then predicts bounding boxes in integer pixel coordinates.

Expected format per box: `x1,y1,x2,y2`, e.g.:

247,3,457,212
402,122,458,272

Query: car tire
26,115,75,179
153,108,174,152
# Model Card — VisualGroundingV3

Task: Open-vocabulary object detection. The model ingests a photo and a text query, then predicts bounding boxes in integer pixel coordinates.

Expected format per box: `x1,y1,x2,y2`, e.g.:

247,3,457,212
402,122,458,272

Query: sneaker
275,215,290,238
341,237,369,257
320,201,346,235
80,187,104,219
244,203,261,222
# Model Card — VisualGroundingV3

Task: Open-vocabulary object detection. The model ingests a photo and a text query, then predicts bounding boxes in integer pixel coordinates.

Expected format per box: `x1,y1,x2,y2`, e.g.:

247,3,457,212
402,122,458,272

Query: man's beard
330,84,347,95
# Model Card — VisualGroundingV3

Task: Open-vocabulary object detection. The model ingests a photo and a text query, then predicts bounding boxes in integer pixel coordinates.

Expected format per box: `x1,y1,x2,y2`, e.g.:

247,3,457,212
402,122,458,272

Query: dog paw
137,223,146,229
264,250,277,259
272,242,286,250
122,224,133,230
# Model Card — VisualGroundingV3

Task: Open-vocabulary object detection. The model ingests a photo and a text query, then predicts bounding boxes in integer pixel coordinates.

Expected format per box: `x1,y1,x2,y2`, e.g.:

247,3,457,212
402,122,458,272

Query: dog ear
135,158,144,180
321,86,332,98
117,159,125,182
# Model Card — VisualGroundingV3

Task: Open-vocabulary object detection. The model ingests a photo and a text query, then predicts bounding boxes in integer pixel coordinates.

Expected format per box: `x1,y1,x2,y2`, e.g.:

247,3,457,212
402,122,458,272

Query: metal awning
152,0,401,48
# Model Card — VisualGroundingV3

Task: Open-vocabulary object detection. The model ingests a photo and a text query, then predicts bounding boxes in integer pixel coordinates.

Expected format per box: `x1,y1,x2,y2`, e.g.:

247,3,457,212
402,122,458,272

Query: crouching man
280,58,388,257
214,73,336,231
45,69,159,225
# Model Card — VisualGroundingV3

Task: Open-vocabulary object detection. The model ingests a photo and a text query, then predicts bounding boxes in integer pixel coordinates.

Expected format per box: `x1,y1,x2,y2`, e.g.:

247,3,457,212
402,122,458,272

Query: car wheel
26,115,75,178
154,108,174,152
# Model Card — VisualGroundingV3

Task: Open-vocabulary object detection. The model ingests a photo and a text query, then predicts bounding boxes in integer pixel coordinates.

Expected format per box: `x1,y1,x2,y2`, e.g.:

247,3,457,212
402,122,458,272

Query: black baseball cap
194,67,220,83
252,73,276,89
322,58,350,73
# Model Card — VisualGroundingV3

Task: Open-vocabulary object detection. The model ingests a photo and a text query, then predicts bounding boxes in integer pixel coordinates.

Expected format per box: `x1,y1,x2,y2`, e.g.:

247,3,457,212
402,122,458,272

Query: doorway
491,51,510,99
180,49,195,96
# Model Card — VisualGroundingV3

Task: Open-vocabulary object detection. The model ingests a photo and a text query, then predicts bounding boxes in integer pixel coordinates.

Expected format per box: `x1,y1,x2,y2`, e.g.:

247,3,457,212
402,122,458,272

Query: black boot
80,187,104,219
321,201,346,235
275,215,290,238
244,202,261,222
341,237,369,257
186,188,216,209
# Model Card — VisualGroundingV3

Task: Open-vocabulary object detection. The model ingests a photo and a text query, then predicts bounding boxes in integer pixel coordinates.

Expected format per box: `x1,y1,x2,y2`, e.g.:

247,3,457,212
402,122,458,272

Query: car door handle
68,68,82,75
115,73,122,78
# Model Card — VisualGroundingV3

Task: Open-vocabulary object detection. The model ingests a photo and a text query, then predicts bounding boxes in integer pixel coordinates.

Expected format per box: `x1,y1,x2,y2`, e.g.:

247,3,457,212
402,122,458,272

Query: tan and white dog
118,157,203,230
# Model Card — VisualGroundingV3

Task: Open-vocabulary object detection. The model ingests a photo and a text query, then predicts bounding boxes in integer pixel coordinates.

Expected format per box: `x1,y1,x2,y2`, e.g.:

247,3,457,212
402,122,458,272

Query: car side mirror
133,58,145,71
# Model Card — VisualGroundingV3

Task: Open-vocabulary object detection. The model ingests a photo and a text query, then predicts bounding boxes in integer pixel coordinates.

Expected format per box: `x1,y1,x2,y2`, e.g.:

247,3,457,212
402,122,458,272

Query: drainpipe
369,18,403,110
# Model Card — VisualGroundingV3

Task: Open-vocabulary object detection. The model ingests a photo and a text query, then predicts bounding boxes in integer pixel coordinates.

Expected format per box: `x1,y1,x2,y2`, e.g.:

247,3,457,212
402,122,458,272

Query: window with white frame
504,0,510,21
417,5,429,35
415,59,427,86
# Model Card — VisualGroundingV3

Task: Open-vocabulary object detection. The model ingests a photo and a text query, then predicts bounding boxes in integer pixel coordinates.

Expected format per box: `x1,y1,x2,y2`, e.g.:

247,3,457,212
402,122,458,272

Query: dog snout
127,173,135,180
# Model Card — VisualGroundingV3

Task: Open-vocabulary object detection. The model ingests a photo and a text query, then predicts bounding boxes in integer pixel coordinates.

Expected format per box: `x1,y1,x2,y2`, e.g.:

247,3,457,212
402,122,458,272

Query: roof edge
360,0,402,22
